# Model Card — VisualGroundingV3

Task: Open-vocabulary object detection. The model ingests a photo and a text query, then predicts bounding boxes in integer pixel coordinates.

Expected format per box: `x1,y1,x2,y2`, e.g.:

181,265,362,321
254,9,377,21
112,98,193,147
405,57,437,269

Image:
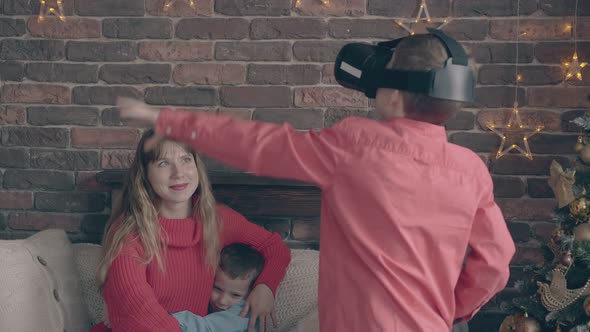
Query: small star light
487,104,544,160
395,0,450,35
564,51,588,81
38,0,66,22
164,0,195,11
295,0,329,8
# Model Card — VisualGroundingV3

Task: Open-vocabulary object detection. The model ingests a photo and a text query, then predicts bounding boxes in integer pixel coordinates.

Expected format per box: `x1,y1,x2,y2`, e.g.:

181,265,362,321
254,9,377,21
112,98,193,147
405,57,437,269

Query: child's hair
387,33,468,124
219,243,265,288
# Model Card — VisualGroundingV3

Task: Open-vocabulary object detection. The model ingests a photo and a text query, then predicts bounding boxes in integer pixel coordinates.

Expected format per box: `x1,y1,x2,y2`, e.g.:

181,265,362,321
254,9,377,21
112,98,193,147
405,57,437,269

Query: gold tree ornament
164,0,195,11
38,0,66,22
538,269,590,312
395,0,451,35
487,105,543,160
548,160,576,208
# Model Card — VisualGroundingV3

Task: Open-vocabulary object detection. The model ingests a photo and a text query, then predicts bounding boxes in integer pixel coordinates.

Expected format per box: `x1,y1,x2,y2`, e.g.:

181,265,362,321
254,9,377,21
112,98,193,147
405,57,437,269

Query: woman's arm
102,244,182,332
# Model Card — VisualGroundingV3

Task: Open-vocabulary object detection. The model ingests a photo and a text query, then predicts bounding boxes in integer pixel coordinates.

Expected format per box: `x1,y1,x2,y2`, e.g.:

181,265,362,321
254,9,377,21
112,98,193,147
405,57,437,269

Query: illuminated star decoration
395,0,450,35
164,0,195,11
38,0,66,22
487,104,544,160
563,0,588,81
295,0,329,8
564,52,588,81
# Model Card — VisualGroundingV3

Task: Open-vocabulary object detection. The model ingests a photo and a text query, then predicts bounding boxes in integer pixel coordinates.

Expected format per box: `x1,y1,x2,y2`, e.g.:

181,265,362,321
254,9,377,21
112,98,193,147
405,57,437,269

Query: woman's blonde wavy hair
97,129,220,288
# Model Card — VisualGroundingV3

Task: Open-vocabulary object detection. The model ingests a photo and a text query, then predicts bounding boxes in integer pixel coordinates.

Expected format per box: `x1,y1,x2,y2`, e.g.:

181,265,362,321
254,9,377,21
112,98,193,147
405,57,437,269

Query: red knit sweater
91,204,291,332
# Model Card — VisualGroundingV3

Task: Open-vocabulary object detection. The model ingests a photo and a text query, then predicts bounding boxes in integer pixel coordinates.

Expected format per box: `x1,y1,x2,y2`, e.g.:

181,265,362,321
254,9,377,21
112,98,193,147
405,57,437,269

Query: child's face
209,267,252,312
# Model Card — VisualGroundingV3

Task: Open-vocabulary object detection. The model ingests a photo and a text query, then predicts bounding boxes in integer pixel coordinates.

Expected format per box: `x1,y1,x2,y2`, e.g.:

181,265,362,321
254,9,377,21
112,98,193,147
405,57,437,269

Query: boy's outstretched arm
454,180,516,322
118,98,344,188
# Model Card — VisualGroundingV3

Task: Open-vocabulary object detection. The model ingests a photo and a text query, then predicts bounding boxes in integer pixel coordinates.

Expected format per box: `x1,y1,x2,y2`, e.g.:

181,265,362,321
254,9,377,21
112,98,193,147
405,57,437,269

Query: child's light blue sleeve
172,301,257,332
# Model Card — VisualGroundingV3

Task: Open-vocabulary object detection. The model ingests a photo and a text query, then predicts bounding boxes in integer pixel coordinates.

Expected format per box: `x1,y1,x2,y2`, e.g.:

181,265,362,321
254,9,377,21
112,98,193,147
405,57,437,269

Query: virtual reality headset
334,28,475,103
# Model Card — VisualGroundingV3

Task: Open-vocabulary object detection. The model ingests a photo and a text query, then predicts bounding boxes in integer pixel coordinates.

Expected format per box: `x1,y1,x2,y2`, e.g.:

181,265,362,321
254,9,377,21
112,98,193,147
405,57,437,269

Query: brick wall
0,0,589,328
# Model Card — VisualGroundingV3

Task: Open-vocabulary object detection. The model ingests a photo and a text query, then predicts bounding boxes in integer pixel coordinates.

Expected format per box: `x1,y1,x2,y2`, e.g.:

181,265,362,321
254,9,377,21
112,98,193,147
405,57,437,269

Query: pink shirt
156,110,515,332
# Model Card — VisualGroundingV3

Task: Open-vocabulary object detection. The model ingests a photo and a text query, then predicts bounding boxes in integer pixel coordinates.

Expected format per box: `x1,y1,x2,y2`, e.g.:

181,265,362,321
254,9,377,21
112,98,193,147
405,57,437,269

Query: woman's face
147,141,200,207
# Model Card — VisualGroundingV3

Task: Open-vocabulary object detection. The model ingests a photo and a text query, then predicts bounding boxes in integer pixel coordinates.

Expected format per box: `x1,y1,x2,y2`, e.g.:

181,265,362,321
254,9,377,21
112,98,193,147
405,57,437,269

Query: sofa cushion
0,229,91,332
72,245,319,331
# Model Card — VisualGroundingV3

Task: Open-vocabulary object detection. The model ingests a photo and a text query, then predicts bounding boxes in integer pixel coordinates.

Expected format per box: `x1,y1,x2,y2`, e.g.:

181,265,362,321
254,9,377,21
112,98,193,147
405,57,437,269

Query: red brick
27,17,100,39
463,42,535,64
3,169,74,191
441,19,488,41
101,150,135,169
512,246,544,265
535,42,590,64
454,0,537,16
247,64,321,85
215,42,291,61
527,178,554,198
1,127,68,148
0,105,25,125
1,84,70,104
529,87,590,108
176,18,248,40
173,64,246,85
221,86,291,107
328,18,406,39
139,41,213,61
474,87,525,108
218,108,253,121
0,18,25,36
0,148,29,168
292,218,320,241
73,86,141,105
76,171,112,192
490,155,571,176
27,106,99,126
490,19,572,41
7,212,80,232
540,0,590,16
103,18,172,39
35,192,105,213
99,64,171,84
497,198,558,221
322,64,336,84
0,191,33,209
31,149,99,170
477,109,561,132
448,132,498,152
146,0,213,16
253,108,325,129
295,0,366,16
492,176,525,198
532,222,558,242
478,65,563,86
251,18,327,39
215,0,290,16
507,222,530,242
71,128,141,149
145,87,217,106
295,87,368,107
76,0,144,16
293,41,348,62
67,41,136,62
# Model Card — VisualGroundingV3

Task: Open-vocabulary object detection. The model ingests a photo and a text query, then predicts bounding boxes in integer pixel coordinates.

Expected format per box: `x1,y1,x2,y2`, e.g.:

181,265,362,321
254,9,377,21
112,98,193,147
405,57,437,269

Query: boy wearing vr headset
118,29,515,331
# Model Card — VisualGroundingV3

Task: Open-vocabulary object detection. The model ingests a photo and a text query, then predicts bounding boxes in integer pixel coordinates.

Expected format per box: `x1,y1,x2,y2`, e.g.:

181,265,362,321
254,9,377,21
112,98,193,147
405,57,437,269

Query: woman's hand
240,284,277,332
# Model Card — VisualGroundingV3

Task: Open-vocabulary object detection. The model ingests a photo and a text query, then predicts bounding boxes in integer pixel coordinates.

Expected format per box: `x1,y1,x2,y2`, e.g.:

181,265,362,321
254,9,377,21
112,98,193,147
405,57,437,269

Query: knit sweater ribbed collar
158,215,202,248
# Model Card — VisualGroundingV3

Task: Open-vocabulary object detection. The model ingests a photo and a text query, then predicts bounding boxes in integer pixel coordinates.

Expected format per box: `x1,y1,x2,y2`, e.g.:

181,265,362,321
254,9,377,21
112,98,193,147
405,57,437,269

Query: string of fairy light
563,0,588,81
486,0,543,160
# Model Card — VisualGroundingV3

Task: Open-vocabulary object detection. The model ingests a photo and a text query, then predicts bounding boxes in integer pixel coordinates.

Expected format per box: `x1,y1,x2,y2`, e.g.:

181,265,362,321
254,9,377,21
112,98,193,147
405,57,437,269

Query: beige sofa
0,229,469,332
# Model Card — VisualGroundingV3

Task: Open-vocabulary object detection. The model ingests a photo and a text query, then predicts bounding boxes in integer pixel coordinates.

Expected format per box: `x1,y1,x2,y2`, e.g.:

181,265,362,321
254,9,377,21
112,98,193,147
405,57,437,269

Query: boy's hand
240,284,277,332
117,97,164,151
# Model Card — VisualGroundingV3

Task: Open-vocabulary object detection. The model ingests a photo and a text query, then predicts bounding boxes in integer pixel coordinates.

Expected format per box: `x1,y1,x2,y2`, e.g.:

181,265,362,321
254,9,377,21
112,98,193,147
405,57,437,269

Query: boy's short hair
387,34,468,124
219,243,264,287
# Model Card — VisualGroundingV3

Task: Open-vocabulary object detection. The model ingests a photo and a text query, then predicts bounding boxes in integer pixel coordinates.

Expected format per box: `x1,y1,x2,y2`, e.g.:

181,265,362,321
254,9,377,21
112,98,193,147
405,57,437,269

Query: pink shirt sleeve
103,244,182,332
454,179,516,321
155,108,344,188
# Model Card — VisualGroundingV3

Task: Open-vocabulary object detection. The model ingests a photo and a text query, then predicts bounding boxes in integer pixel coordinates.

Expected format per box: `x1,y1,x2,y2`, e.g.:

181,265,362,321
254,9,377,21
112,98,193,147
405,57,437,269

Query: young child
118,30,515,331
172,243,264,332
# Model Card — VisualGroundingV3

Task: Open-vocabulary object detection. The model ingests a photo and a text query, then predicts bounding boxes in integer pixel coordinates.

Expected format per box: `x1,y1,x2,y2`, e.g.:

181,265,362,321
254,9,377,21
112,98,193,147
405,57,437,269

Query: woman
91,129,291,332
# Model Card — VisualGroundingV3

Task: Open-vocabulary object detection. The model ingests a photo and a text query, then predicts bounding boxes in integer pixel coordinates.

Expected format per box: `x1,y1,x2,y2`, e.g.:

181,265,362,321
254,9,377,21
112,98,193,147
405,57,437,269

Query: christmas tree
499,117,590,332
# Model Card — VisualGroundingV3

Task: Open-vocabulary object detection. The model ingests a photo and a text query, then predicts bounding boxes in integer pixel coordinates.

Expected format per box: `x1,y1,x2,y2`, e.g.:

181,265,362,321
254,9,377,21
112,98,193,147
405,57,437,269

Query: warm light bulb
516,74,522,81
